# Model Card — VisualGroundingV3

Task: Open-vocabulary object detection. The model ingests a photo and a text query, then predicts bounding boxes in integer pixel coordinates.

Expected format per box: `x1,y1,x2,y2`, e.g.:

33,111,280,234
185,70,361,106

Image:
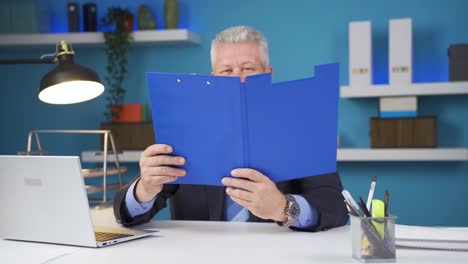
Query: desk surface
2,208,467,264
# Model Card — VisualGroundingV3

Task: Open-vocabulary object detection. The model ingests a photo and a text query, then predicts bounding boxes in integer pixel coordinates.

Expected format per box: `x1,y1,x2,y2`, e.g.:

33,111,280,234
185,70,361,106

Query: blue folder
147,63,339,186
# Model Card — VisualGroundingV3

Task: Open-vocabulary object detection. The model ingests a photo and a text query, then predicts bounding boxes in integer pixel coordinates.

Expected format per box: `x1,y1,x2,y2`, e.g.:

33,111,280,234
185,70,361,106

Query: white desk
1,208,467,264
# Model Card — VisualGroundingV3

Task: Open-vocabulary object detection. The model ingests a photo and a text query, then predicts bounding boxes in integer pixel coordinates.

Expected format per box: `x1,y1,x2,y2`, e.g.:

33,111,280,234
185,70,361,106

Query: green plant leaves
101,7,134,121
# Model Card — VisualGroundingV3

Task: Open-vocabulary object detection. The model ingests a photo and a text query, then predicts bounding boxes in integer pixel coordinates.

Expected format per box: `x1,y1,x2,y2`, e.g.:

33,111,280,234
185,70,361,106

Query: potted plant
101,7,134,121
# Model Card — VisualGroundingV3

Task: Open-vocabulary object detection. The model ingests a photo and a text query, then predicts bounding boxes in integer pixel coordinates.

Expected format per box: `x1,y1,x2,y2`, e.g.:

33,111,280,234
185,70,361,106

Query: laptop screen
0,155,97,247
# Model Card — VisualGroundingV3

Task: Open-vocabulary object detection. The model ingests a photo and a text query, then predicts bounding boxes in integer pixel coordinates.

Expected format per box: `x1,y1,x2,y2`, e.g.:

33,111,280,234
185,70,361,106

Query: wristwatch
278,194,300,227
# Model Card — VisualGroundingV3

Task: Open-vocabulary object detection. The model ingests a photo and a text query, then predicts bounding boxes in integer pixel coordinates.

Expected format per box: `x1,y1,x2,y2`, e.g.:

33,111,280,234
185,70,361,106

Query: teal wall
1,0,467,226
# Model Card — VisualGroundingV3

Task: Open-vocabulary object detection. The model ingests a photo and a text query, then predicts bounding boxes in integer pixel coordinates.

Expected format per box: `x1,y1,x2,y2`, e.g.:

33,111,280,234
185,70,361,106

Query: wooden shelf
0,29,200,48
340,82,468,98
337,148,468,161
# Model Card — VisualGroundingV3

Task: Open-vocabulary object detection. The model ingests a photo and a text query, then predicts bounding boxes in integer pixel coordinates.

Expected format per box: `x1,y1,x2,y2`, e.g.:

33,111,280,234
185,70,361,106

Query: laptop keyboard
95,232,133,242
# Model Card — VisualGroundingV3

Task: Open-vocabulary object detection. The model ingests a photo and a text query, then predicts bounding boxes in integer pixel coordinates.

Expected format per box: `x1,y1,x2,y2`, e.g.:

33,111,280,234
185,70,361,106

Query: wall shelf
0,29,200,48
82,150,142,163
337,148,468,161
82,148,468,163
340,82,468,98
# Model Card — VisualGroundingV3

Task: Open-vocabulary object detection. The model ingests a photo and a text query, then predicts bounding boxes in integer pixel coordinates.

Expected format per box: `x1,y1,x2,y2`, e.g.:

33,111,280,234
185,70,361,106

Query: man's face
211,41,273,82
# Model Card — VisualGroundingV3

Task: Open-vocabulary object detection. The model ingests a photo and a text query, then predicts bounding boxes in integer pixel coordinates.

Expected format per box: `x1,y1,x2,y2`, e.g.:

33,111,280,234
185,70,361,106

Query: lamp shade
38,52,104,104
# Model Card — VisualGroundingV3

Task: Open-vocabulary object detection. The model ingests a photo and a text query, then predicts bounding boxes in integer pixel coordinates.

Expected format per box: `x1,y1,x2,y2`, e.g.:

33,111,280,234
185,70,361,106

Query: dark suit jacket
114,172,348,232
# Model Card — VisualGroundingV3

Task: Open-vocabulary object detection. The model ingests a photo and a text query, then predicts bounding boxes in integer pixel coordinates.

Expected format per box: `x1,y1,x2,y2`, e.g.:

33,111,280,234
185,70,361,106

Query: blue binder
147,63,339,186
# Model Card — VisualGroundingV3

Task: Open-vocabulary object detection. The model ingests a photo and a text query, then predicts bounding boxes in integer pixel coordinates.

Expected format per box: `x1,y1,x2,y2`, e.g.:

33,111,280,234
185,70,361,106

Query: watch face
286,195,300,221
289,200,300,219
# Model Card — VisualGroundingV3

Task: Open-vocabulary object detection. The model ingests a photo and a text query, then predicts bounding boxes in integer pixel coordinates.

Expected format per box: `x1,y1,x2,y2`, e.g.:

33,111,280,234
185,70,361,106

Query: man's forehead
214,42,262,65
217,60,257,67
221,41,259,52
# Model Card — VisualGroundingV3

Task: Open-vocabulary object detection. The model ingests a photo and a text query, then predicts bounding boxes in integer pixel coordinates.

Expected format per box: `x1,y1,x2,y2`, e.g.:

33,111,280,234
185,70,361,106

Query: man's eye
242,68,254,71
221,69,232,74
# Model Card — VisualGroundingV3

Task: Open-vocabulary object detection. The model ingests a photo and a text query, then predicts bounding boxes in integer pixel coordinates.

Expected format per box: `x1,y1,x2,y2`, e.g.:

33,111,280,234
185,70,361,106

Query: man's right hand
136,144,186,202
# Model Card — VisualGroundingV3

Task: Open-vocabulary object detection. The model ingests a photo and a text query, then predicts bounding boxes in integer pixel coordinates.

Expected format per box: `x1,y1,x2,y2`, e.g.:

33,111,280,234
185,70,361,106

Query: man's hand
136,144,186,202
222,168,287,222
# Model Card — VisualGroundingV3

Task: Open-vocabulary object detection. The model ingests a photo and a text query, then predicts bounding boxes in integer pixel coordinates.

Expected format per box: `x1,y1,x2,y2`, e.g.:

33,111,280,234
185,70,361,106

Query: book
147,63,339,186
379,96,417,118
396,224,468,251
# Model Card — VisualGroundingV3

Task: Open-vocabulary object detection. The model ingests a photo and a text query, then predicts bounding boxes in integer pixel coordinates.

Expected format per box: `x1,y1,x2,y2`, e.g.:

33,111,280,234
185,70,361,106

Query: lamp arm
0,58,56,64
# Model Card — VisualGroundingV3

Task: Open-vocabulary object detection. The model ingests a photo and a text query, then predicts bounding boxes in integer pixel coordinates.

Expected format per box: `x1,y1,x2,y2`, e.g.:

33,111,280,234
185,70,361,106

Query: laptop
0,155,156,247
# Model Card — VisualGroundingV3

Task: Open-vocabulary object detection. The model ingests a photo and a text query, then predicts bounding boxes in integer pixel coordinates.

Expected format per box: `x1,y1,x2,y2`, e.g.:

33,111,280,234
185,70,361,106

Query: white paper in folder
396,224,468,251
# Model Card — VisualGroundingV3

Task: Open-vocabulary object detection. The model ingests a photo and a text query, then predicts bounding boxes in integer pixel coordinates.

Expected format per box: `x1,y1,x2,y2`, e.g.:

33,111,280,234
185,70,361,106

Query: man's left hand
222,168,287,222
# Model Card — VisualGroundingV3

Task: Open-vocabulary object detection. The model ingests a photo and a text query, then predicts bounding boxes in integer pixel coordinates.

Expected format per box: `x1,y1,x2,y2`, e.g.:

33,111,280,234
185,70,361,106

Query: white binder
389,18,413,85
349,21,372,87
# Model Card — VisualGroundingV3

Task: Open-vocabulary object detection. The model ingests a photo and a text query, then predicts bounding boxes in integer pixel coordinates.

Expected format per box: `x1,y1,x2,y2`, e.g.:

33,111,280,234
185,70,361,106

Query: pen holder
351,215,397,263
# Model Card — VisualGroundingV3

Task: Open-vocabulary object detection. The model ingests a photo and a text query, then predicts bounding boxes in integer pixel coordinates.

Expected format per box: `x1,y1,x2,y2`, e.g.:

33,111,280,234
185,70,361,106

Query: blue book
380,111,417,118
147,63,339,186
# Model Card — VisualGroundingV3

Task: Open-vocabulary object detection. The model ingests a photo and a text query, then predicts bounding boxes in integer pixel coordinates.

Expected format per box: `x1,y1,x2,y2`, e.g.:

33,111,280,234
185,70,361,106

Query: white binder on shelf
389,18,413,85
349,21,372,87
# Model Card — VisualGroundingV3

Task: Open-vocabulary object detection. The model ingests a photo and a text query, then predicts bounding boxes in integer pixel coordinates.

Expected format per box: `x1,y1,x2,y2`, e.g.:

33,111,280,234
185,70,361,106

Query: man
114,26,348,231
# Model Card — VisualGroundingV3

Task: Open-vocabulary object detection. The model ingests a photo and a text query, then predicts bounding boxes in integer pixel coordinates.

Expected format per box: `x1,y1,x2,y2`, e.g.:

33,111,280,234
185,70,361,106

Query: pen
384,190,389,217
366,175,377,210
342,190,364,217
344,199,360,216
359,196,372,217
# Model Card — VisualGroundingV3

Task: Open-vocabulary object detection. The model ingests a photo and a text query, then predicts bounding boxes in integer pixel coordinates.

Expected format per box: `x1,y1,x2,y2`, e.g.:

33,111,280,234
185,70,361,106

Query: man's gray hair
210,26,270,68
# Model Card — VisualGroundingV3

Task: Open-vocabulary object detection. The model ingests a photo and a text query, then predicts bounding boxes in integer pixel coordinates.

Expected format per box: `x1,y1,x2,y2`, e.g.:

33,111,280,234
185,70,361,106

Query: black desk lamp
0,40,104,104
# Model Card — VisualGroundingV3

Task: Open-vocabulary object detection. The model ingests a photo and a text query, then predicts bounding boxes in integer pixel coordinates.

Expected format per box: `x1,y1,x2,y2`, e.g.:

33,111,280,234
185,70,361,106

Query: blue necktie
226,195,249,221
